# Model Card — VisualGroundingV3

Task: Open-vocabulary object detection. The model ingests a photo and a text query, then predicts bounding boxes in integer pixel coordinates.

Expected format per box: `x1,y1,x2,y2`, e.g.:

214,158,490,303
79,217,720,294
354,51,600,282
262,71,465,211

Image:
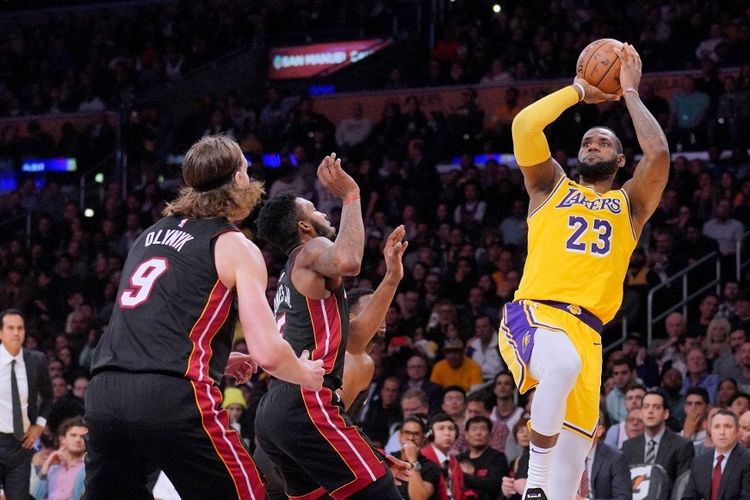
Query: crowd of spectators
1,1,750,499
401,0,750,90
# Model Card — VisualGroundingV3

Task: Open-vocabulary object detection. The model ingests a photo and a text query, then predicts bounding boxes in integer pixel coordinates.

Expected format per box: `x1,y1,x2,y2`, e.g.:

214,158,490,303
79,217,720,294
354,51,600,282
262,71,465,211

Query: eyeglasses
401,430,424,438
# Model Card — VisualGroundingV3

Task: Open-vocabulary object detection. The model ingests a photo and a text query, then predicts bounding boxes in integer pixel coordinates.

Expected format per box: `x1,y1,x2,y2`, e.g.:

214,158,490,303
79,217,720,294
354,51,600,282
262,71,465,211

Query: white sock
526,444,554,491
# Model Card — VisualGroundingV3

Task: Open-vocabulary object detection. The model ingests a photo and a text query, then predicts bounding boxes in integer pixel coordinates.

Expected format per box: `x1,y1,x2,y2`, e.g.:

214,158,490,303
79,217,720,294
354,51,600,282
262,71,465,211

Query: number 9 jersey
514,176,637,324
91,216,240,384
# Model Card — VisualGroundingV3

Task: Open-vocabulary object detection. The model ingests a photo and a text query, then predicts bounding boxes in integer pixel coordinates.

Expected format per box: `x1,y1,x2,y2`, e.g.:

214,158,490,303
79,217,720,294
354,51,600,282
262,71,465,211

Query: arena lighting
492,3,502,13
84,208,95,218
94,173,104,183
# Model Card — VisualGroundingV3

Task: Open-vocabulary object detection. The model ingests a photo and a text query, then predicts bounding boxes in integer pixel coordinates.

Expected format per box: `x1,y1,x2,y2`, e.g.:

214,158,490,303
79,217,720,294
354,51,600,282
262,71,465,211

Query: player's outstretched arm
298,153,364,278
215,232,324,391
348,225,408,353
618,43,670,236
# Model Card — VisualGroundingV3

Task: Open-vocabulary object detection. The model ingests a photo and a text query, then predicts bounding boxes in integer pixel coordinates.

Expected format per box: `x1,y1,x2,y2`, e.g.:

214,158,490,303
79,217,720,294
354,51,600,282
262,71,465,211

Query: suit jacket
22,349,53,426
590,441,632,500
681,444,750,500
622,428,694,486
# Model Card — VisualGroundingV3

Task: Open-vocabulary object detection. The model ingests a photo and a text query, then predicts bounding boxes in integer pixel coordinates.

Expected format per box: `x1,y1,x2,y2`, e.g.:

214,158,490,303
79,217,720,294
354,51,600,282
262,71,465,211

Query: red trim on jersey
306,295,342,373
185,280,234,383
191,381,265,500
288,486,326,500
300,387,385,498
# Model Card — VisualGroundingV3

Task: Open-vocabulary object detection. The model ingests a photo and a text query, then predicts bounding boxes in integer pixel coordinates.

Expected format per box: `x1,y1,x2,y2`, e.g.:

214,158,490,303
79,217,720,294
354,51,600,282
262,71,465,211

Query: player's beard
310,219,336,241
578,157,618,181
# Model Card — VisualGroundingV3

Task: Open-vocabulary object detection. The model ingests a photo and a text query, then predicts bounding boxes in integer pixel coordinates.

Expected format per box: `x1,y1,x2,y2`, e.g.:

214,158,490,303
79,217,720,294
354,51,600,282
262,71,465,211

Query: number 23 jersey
91,216,240,384
514,176,637,324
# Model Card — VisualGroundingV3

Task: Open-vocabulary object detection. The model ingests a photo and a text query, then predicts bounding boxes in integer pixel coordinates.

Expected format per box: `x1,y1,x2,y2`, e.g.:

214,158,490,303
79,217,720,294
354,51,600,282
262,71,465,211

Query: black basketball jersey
92,216,240,384
273,248,349,389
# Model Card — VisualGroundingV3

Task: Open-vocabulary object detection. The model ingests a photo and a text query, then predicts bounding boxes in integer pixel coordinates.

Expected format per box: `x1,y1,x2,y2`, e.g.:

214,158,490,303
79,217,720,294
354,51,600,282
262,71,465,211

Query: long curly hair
163,135,264,221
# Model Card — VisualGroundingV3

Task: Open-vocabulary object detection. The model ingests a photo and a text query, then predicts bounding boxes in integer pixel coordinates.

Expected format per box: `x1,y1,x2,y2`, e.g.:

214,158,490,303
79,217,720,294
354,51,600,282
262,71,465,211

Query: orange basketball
576,38,624,94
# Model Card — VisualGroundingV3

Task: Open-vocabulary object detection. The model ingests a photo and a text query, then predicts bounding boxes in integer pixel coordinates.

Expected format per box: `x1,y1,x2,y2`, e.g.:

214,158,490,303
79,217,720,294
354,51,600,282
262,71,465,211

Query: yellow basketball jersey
515,176,637,324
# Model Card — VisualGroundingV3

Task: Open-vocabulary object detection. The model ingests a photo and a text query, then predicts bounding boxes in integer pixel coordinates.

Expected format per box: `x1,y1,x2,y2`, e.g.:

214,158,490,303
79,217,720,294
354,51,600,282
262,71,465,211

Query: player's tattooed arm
618,44,670,232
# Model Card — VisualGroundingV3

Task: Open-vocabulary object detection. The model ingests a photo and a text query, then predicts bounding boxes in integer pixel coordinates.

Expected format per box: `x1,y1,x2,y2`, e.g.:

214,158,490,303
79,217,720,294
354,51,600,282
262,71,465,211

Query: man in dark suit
682,409,750,499
0,309,53,500
586,410,632,499
622,391,694,497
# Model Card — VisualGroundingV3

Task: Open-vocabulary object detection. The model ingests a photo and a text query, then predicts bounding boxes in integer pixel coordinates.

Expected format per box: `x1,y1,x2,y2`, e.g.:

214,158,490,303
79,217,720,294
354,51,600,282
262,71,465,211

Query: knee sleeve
528,329,581,436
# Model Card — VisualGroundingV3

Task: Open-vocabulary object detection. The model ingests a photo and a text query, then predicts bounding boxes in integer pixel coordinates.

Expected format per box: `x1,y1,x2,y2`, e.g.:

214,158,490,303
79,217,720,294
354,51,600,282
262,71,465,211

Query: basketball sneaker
523,488,548,500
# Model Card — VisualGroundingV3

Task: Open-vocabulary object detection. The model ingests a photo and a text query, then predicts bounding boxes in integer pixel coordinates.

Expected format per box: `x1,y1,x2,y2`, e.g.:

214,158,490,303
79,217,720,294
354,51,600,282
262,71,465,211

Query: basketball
576,38,624,94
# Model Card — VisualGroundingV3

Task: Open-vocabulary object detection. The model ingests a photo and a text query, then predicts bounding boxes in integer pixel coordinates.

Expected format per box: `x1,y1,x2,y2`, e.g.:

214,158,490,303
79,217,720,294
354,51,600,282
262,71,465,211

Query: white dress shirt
0,345,46,434
714,444,737,474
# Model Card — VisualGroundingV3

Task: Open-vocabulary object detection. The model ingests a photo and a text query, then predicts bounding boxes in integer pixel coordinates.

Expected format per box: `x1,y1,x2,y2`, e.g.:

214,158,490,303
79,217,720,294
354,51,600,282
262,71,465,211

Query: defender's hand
383,225,408,281
317,153,360,201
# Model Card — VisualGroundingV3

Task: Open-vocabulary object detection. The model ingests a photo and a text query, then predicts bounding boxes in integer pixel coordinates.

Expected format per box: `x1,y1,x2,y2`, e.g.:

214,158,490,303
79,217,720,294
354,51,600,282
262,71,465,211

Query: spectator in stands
440,385,468,432
453,392,509,456
652,312,687,367
361,375,402,448
739,411,750,448
500,417,531,500
31,416,86,500
605,384,646,449
690,294,720,338
335,101,373,156
683,347,720,403
668,77,710,149
402,354,443,414
718,280,741,321
421,413,466,500
430,339,483,392
730,393,750,418
584,410,632,499
392,415,442,499
457,416,508,500
606,354,638,424
717,378,740,408
384,388,430,454
498,199,527,250
222,387,251,451
466,315,503,382
732,342,750,393
622,391,694,495
621,334,660,388
682,409,750,499
705,317,733,365
681,387,711,449
732,291,750,333
703,198,745,276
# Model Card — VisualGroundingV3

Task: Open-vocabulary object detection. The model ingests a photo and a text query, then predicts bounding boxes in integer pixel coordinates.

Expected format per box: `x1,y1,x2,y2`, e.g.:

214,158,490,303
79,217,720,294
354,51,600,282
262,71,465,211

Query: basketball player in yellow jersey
499,44,670,500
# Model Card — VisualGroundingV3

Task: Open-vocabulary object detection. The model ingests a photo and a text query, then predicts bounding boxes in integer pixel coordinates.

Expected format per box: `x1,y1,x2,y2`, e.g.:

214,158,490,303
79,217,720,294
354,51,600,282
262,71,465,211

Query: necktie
10,360,24,440
578,457,590,498
443,459,454,500
645,439,657,464
711,454,724,500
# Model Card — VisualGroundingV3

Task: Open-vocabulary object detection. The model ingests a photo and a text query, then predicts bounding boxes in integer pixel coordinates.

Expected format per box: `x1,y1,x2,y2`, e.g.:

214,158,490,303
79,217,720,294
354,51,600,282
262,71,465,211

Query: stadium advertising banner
269,39,392,80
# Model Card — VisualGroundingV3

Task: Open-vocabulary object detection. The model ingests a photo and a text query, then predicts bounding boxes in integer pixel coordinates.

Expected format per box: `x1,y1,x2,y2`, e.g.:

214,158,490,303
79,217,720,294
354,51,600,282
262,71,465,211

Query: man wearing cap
430,339,484,392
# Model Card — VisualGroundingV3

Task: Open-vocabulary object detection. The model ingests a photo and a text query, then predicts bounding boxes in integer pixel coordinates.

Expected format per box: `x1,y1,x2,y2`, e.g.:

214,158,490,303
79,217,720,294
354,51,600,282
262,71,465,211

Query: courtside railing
646,251,722,346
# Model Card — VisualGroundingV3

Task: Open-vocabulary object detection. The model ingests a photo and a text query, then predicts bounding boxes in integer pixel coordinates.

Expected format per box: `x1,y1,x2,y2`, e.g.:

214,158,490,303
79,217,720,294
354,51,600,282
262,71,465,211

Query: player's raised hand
298,349,325,391
317,153,360,200
573,77,621,104
614,42,642,91
383,225,408,281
